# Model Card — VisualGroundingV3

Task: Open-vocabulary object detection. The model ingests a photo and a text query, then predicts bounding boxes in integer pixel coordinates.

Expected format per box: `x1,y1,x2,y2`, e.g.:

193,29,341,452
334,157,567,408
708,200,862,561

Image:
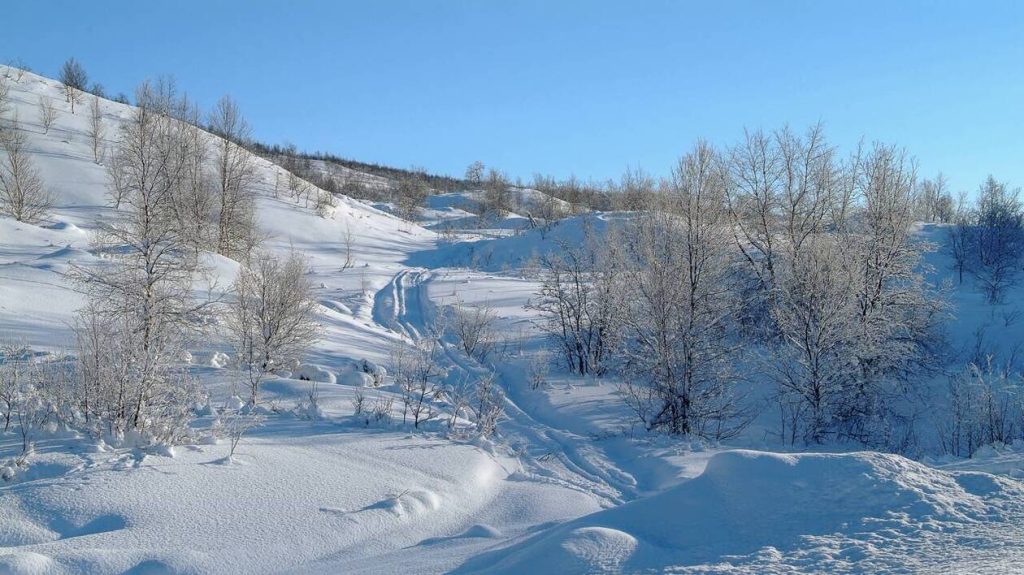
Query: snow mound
0,551,57,575
295,364,336,384
456,450,1024,574
368,489,441,517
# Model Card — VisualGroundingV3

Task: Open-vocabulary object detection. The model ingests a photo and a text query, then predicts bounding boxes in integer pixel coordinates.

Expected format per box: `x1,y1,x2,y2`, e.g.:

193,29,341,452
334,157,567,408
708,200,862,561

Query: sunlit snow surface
2,68,1024,574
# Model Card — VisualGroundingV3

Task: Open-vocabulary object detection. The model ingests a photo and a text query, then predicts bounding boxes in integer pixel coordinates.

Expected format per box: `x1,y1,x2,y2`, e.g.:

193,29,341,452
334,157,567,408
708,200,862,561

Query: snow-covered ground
2,68,1024,574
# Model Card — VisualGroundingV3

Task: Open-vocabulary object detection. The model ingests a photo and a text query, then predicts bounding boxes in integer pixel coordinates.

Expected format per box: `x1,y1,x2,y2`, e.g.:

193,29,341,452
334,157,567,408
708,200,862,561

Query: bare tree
3,60,30,83
167,94,216,255
37,96,57,134
209,95,259,259
215,408,263,462
392,338,445,428
87,95,104,163
0,76,9,119
947,191,973,285
340,221,355,271
917,173,953,223
228,250,320,405
72,82,212,440
59,58,87,114
313,188,336,217
473,371,504,437
465,160,485,188
725,124,837,295
613,166,656,211
0,117,53,223
395,174,429,220
619,142,749,439
770,143,945,447
973,176,1023,303
481,169,514,218
450,300,498,363
529,223,622,376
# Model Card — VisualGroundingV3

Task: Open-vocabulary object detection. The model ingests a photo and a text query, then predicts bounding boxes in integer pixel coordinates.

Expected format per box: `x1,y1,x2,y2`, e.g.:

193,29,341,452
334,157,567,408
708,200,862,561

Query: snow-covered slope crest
457,450,1024,574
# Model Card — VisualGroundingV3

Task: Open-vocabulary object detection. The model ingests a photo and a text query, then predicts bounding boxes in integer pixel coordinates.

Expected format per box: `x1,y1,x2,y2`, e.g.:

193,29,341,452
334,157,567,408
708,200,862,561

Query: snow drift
457,450,1024,574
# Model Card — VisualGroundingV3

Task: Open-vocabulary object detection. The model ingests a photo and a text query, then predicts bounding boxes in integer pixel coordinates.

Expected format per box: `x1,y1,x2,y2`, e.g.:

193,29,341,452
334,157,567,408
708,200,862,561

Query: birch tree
0,117,52,223
209,95,259,259
620,143,749,439
228,250,320,405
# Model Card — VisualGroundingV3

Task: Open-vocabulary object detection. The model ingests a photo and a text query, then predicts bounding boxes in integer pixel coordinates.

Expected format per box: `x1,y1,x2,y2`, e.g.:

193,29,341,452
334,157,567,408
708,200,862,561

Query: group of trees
533,126,947,447
948,176,1024,303
0,69,53,224
0,71,322,458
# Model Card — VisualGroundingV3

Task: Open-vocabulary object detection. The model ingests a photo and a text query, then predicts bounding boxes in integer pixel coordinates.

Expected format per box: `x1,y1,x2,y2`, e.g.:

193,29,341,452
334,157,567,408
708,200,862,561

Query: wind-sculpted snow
457,450,1024,574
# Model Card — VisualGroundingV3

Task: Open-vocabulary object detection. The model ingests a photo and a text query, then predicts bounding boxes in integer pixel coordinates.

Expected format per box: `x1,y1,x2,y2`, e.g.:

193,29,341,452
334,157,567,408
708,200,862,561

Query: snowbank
457,449,1024,574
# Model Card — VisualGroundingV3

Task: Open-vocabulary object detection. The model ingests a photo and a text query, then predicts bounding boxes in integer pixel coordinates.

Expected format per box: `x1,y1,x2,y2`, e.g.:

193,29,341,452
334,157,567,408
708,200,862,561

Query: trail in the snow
371,269,635,507
372,269,427,339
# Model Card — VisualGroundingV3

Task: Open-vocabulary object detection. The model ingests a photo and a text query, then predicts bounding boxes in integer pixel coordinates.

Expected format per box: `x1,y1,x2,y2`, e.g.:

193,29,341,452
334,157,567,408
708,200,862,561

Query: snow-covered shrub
528,224,621,377
214,407,264,462
371,394,394,425
394,340,445,429
937,361,1024,458
359,359,387,386
473,372,504,438
449,300,498,363
528,351,550,390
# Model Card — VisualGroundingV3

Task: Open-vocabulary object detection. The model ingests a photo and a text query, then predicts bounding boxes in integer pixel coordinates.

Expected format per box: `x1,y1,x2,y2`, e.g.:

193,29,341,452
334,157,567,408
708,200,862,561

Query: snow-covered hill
2,67,1024,575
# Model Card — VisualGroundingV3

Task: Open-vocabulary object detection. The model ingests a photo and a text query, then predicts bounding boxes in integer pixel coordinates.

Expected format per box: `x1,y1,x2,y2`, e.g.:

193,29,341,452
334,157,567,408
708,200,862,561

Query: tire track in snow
371,269,635,507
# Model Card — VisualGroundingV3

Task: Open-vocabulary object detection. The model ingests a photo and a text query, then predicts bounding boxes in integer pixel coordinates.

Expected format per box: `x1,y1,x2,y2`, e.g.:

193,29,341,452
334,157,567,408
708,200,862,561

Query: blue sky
2,1,1021,192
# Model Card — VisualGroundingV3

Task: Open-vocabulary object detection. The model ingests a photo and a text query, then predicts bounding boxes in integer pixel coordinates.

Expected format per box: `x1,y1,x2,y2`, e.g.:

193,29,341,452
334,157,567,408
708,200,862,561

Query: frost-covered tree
392,338,445,428
771,143,946,447
770,236,860,444
464,160,485,187
619,142,749,439
947,191,973,285
228,250,320,405
613,166,656,212
973,176,1023,303
0,76,10,119
725,124,837,295
529,222,622,376
450,300,498,363
481,169,514,218
72,82,212,441
916,173,954,223
0,117,53,223
938,361,1024,458
473,371,504,437
209,95,259,259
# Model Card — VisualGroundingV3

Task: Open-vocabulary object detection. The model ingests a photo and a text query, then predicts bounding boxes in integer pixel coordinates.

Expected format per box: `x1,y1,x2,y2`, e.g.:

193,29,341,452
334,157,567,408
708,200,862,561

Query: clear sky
2,1,1021,192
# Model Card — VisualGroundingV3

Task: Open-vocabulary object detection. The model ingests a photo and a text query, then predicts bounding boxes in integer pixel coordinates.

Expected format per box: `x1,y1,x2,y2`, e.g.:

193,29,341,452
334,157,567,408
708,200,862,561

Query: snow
2,66,1024,574
458,450,1024,574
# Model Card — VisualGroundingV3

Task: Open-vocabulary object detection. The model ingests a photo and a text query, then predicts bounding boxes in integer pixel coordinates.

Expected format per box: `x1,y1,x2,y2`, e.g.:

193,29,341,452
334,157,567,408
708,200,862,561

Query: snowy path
371,268,636,507
372,269,429,339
